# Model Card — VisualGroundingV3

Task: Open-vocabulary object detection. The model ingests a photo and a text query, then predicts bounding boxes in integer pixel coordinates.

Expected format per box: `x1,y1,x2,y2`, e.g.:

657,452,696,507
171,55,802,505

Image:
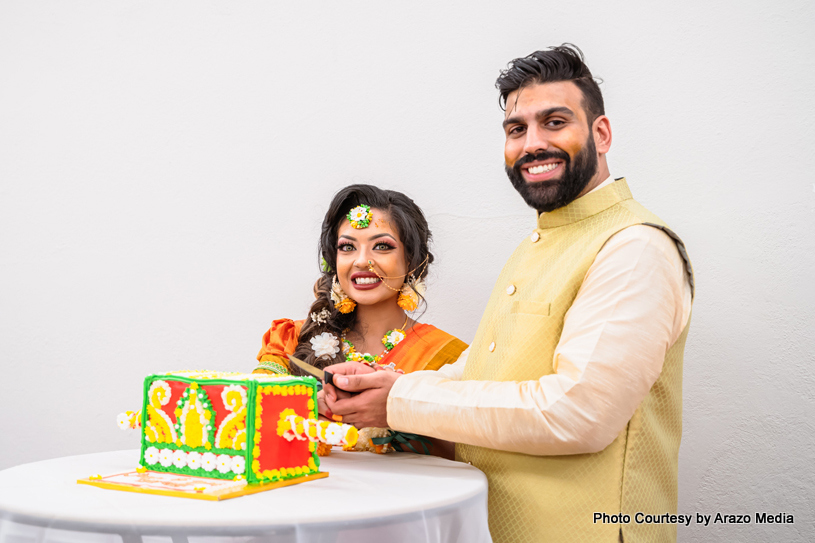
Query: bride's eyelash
375,242,396,250
337,242,355,251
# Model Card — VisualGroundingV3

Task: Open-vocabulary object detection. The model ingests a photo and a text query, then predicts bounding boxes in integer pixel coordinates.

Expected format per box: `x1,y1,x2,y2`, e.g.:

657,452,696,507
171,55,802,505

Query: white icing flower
310,332,340,359
116,413,130,430
172,450,187,469
144,446,159,465
324,423,343,445
216,454,232,474
231,456,245,474
159,449,173,467
201,452,217,472
187,451,202,470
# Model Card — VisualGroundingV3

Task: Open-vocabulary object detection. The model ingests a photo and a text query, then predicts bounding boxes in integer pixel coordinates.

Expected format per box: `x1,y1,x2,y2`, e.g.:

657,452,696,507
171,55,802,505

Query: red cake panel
257,392,312,472
158,379,189,424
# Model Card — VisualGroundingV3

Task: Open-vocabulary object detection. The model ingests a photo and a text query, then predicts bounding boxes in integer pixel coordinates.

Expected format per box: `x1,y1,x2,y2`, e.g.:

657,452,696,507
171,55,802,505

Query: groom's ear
593,115,612,155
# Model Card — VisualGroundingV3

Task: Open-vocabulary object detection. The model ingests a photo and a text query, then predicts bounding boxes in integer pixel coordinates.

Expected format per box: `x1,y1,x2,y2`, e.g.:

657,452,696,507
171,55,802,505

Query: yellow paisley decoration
216,385,248,451
144,380,177,444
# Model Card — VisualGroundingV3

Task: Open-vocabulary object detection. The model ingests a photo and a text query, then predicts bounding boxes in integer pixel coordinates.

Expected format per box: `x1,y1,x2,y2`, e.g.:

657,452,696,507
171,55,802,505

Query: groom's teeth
354,277,380,284
528,163,558,174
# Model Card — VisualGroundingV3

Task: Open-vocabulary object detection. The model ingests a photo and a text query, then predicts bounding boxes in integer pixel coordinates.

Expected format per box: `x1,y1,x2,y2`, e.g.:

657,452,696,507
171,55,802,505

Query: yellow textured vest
458,179,693,543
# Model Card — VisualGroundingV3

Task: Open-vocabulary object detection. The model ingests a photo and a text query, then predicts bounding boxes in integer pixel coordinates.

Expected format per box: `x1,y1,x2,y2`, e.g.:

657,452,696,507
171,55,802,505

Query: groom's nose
523,126,549,156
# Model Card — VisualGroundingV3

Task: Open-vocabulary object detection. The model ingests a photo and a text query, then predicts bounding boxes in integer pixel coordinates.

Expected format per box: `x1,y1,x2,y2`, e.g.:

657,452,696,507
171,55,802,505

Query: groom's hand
324,369,402,429
324,361,375,401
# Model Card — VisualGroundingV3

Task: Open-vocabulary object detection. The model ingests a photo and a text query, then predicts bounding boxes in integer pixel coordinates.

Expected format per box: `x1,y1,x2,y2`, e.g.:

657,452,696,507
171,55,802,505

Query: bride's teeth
354,277,380,284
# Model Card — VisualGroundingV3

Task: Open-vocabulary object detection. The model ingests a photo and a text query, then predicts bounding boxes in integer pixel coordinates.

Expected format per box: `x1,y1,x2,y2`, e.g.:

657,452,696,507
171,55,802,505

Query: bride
252,184,467,457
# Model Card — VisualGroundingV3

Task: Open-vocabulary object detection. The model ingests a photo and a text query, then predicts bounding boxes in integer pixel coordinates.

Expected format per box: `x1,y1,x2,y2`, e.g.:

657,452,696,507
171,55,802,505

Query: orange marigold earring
331,276,356,314
397,275,425,312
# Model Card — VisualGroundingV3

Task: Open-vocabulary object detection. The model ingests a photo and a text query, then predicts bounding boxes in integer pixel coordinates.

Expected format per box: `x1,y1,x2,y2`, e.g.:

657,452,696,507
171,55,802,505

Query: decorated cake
115,371,357,489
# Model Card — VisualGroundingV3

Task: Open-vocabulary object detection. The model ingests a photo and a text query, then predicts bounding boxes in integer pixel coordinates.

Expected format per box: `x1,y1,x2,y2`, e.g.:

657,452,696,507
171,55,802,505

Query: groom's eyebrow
502,106,575,128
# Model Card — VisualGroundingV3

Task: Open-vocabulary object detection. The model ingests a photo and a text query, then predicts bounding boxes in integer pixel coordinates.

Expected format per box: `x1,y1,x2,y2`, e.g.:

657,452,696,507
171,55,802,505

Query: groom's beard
505,137,599,213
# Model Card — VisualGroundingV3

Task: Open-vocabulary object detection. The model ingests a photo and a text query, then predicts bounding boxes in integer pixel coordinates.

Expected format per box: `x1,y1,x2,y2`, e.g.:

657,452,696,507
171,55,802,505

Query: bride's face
335,208,408,308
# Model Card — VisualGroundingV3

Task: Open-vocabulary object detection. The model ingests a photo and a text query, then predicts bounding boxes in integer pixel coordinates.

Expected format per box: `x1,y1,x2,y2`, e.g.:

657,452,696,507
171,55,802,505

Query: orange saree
254,320,467,375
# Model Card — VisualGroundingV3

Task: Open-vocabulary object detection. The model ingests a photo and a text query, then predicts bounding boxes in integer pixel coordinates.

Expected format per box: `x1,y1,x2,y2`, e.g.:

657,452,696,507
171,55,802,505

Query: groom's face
502,81,599,213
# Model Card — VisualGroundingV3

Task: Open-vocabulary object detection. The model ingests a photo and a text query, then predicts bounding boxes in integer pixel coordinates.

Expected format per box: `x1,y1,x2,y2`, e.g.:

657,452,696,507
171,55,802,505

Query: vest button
488,341,496,352
530,231,540,243
506,284,516,295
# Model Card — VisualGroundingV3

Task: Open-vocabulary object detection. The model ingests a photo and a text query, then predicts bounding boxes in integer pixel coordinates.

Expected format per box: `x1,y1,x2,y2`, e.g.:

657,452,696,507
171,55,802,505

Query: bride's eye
337,243,355,252
374,242,396,251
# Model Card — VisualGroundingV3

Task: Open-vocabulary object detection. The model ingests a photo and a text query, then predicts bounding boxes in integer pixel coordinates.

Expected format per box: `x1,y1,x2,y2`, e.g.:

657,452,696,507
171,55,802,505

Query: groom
325,44,694,543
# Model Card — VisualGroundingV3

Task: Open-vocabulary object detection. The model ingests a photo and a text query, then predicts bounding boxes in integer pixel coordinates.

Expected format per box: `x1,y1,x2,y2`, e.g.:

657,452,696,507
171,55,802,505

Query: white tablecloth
0,449,491,543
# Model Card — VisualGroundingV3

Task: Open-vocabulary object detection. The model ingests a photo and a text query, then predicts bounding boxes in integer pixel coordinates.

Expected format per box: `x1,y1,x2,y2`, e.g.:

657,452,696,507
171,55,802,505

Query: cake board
77,469,329,501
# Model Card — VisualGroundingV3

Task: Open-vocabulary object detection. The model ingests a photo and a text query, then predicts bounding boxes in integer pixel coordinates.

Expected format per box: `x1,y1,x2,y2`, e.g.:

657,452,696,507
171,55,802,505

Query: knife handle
323,371,355,395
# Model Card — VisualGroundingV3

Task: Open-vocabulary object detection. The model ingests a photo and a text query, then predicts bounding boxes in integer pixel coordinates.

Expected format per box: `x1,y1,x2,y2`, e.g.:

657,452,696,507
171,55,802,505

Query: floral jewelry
382,328,406,350
330,276,356,313
310,332,340,359
310,308,330,324
347,205,373,229
320,256,332,273
397,275,426,312
341,317,408,365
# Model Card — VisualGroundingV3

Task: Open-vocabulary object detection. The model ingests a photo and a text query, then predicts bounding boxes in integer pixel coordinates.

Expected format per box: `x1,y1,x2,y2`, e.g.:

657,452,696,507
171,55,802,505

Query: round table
0,449,491,543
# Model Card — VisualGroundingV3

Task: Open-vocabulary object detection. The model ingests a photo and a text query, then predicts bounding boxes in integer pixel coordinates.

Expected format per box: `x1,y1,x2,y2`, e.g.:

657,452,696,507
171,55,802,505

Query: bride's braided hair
289,184,434,376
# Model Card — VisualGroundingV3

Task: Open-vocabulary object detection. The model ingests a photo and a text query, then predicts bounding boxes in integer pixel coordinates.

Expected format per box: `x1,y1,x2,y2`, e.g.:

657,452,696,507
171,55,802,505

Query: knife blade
287,354,348,393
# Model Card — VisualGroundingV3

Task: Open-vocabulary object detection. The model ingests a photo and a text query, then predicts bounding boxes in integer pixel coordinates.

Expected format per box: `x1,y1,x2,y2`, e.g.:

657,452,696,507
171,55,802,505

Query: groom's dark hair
496,44,605,124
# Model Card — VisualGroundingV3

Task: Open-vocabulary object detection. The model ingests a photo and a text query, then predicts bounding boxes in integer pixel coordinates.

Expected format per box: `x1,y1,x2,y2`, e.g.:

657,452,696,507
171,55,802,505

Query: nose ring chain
366,254,429,293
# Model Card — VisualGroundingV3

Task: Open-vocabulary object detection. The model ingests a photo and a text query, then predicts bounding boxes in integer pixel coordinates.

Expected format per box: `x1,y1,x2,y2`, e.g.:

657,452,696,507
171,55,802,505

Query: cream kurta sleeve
387,225,692,455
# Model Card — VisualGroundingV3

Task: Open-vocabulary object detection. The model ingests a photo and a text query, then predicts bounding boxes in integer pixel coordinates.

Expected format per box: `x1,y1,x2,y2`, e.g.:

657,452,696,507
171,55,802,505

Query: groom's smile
522,159,564,182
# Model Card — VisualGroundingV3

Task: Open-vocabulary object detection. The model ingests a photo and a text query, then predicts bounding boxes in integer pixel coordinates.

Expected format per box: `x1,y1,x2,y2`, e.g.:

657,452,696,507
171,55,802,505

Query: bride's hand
316,389,331,421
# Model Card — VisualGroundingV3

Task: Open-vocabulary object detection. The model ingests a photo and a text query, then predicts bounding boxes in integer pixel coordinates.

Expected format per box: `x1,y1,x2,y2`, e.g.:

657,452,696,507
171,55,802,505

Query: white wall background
1,1,813,540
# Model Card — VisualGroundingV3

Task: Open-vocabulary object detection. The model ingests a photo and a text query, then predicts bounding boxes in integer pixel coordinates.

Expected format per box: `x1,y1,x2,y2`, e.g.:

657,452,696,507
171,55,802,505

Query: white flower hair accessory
310,308,330,324
310,332,340,359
